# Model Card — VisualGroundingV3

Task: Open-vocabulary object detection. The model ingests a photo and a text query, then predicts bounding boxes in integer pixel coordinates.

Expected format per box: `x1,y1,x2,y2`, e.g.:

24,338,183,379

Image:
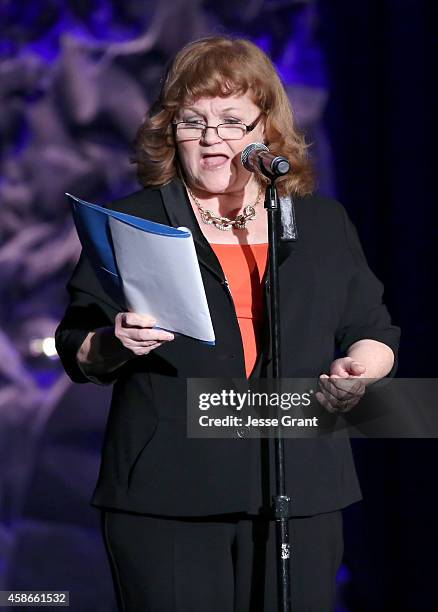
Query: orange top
211,243,268,377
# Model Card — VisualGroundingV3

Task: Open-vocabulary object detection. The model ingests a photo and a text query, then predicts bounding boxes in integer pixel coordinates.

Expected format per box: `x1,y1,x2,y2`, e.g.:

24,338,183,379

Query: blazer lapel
278,236,298,268
160,178,300,274
159,179,225,281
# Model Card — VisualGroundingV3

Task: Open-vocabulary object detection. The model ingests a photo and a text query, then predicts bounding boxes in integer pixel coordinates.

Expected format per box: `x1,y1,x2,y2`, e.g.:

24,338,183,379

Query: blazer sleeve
335,207,400,373
55,252,122,385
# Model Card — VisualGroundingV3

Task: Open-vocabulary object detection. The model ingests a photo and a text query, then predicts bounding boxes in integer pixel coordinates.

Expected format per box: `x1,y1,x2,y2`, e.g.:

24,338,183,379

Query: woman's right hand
114,312,175,356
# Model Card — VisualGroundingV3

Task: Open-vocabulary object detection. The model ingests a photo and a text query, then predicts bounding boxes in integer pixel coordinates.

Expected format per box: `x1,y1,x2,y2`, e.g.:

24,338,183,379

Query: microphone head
241,142,269,169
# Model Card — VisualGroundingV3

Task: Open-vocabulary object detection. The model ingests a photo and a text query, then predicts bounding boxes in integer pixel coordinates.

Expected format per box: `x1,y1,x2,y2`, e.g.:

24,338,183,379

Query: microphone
241,143,290,178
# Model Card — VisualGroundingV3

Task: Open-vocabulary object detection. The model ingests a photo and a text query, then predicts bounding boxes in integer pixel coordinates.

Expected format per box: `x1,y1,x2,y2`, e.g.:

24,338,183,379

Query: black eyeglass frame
172,112,264,140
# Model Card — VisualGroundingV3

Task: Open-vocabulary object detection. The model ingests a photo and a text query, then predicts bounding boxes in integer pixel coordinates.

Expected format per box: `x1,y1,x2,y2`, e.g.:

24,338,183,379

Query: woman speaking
56,36,399,611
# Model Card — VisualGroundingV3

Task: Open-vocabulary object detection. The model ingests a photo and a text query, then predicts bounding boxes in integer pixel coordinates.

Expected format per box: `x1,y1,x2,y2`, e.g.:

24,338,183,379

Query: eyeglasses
172,113,263,141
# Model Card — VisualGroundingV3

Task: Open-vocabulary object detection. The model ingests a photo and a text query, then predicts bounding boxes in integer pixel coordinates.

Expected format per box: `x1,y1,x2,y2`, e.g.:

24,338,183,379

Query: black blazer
55,179,400,517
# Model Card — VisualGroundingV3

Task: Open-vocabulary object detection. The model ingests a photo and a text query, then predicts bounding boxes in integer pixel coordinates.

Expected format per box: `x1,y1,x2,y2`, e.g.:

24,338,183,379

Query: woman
56,37,399,611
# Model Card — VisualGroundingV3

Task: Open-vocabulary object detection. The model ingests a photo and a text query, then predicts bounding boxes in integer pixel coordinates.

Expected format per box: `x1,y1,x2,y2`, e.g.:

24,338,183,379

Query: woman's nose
200,126,222,144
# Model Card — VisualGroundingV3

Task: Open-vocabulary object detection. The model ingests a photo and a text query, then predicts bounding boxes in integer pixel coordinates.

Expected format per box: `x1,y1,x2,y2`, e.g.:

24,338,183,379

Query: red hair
134,36,315,196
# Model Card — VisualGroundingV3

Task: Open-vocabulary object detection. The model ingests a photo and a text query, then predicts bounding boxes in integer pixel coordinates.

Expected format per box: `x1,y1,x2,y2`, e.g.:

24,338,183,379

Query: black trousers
101,509,343,612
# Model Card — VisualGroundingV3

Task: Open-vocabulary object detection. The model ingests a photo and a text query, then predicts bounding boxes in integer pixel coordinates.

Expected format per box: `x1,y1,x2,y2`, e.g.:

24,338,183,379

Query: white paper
108,217,215,344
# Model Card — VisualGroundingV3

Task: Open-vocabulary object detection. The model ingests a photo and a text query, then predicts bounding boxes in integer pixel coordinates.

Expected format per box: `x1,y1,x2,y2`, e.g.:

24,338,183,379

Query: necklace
185,184,263,231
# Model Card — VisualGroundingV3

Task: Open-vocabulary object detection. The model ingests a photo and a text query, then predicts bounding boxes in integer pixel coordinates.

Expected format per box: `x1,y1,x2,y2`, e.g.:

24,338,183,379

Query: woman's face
174,92,265,196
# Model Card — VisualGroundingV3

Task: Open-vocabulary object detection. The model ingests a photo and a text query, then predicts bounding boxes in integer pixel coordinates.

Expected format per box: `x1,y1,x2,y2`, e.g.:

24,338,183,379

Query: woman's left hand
316,357,367,413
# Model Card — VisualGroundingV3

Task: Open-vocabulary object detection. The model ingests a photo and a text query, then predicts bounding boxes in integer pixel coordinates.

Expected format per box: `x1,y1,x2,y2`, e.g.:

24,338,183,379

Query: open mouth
200,153,229,169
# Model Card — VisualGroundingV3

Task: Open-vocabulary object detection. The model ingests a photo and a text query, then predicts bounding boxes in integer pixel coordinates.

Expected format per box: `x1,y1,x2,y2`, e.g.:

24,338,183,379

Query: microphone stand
265,180,292,612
